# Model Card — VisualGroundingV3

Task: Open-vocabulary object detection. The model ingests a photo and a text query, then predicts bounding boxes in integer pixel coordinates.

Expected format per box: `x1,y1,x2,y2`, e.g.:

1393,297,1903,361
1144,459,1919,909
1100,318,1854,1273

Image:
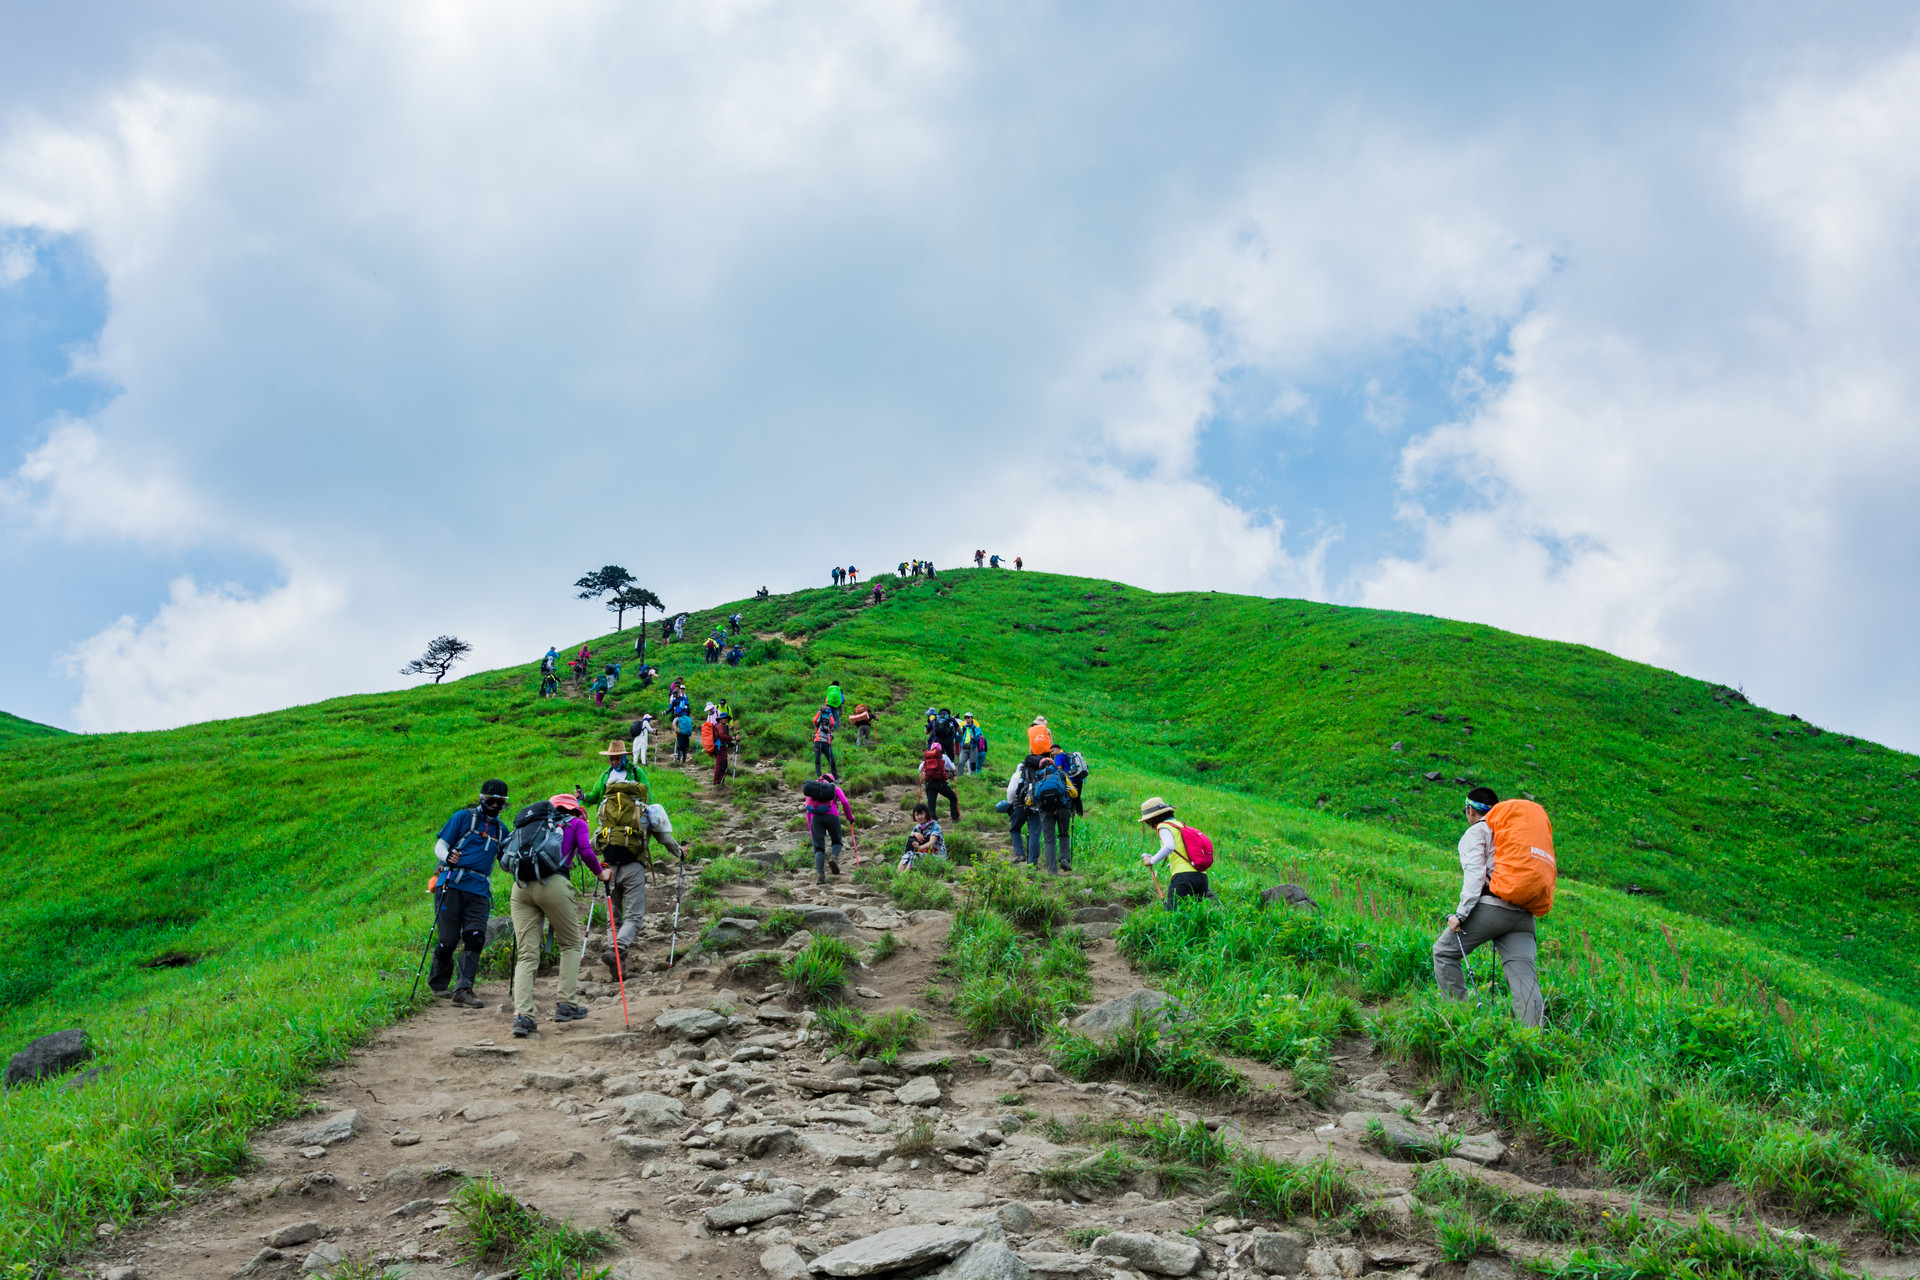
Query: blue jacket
437,807,506,897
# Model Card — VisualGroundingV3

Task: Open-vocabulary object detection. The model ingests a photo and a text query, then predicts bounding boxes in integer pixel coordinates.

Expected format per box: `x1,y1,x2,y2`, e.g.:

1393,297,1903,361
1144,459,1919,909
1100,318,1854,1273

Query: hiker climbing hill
1434,785,1554,1027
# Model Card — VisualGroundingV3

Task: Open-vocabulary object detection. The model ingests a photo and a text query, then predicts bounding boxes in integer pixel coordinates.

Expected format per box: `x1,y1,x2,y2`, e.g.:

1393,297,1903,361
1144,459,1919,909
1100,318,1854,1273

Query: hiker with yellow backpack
580,743,683,972
1433,786,1552,1027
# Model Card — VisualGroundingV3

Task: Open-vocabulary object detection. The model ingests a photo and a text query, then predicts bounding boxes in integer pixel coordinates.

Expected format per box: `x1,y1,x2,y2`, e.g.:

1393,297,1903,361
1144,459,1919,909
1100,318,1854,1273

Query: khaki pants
511,875,583,1018
1432,903,1544,1027
607,861,648,948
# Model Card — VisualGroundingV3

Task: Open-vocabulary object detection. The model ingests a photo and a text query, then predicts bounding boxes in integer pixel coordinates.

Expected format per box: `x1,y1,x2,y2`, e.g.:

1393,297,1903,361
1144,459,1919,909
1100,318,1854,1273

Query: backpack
501,801,569,883
849,703,872,725
827,685,844,708
1027,722,1053,754
921,745,949,781
1484,800,1557,917
675,713,694,735
700,721,717,755
1177,824,1216,873
1030,760,1073,811
1062,750,1089,781
801,778,838,805
596,779,652,858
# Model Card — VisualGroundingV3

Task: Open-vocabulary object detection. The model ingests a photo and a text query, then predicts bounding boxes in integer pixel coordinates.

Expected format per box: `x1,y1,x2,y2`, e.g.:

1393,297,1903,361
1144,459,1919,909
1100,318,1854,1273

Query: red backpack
1177,824,1215,872
921,745,948,781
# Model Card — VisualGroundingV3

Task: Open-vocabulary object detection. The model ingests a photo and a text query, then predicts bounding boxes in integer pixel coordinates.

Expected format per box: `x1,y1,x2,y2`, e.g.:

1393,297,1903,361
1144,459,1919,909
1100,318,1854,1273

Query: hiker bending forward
1433,787,1546,1027
510,794,609,1038
804,774,854,883
1138,795,1208,907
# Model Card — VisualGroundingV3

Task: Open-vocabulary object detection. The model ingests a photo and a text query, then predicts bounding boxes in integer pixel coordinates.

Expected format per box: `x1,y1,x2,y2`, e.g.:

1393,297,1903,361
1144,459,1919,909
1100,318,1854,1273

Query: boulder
932,1240,1031,1280
994,1201,1038,1234
1068,906,1121,924
897,1076,943,1107
709,918,763,947
614,1136,669,1159
300,1243,346,1273
1455,1132,1508,1166
893,1051,956,1073
5,1029,90,1087
761,1243,810,1280
705,1191,804,1230
1252,1232,1306,1274
809,1225,985,1276
619,1092,688,1129
484,916,516,947
521,1071,576,1092
263,1222,326,1249
1090,1232,1202,1277
475,1130,520,1153
293,1109,361,1148
655,1008,729,1039
719,1124,799,1158
1074,924,1118,941
783,930,815,952
1339,1111,1436,1156
801,1132,886,1167
1259,884,1318,910
1016,1253,1100,1278
458,1100,515,1122
1463,1260,1517,1280
1069,990,1178,1036
702,1088,738,1119
898,1189,989,1223
531,1150,584,1171
798,907,855,936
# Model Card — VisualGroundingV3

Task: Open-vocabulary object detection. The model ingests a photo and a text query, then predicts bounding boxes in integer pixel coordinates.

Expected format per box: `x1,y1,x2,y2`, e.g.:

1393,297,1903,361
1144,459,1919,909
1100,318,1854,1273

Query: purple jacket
804,785,853,829
559,815,606,877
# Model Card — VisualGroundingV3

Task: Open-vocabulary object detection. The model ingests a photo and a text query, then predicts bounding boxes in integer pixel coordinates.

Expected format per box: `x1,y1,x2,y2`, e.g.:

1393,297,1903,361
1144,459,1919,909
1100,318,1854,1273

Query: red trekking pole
604,896,631,1028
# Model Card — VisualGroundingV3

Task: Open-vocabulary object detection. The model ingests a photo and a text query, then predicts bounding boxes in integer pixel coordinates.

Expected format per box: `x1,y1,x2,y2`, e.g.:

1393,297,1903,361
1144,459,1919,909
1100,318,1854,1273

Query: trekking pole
408,871,453,1003
604,893,630,1028
1149,864,1165,902
667,855,688,966
1456,931,1476,994
579,888,599,965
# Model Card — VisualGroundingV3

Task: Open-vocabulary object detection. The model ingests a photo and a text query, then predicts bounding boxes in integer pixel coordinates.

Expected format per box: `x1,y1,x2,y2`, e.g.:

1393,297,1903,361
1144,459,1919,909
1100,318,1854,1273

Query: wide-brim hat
599,740,629,757
1138,795,1176,825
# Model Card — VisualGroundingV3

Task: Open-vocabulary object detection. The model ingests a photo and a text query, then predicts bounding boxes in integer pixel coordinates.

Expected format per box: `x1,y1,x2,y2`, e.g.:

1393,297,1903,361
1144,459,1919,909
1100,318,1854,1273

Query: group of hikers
823,555,1026,586
970,551,1021,569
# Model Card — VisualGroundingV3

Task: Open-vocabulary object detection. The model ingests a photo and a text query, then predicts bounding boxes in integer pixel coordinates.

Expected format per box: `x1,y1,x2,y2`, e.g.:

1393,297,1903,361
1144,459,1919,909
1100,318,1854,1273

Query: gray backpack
500,801,568,883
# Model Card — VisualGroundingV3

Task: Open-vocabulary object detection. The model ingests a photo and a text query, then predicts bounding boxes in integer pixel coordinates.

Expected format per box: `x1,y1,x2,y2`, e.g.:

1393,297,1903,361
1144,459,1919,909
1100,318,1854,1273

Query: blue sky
2,1,1918,751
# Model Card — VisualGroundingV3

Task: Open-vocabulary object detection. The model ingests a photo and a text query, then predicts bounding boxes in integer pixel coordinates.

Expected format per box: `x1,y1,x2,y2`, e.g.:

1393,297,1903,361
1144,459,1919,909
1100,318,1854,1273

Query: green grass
5,567,1919,1268
0,710,64,747
451,1176,613,1279
695,856,763,890
783,934,858,1005
944,903,1090,1043
811,1006,928,1059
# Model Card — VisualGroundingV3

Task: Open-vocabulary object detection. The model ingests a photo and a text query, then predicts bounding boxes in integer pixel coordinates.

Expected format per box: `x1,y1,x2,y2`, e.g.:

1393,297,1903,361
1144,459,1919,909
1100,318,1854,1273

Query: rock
1069,990,1178,1036
390,1132,421,1147
104,1267,139,1280
385,1200,435,1220
620,1092,689,1129
1069,906,1121,924
1259,884,1318,910
485,915,516,947
809,1224,985,1276
531,1149,585,1171
232,1247,283,1277
894,1051,957,1073
799,907,855,936
1090,1232,1203,1276
942,1154,985,1174
656,1008,730,1040
522,1071,576,1092
783,931,814,952
298,1145,328,1160
294,1109,361,1148
476,1130,520,1153
801,1132,886,1167
896,1076,943,1107
1454,1132,1508,1166
719,1124,800,1158
932,1240,1031,1280
853,986,886,1000
300,1242,346,1273
995,1201,1038,1234
1075,923,1118,941
1302,1246,1365,1277
383,1167,420,1188
614,1134,668,1158
603,1073,651,1098
1016,1253,1101,1278
5,1029,90,1087
898,1189,989,1223
705,1191,804,1230
1340,1110,1436,1155
1463,1260,1515,1280
460,1100,516,1122
702,1088,738,1119
451,1044,521,1059
263,1221,326,1248
762,1243,811,1280
1252,1232,1306,1274
790,1074,865,1095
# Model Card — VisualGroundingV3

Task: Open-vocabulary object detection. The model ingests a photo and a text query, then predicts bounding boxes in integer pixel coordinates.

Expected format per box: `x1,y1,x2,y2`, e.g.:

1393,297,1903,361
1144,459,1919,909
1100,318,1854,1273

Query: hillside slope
0,709,65,746
4,568,1916,1268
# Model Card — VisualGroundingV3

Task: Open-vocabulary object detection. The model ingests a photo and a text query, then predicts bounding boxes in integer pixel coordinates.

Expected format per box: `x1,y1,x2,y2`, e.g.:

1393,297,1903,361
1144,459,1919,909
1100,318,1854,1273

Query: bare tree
400,635,474,684
607,584,663,631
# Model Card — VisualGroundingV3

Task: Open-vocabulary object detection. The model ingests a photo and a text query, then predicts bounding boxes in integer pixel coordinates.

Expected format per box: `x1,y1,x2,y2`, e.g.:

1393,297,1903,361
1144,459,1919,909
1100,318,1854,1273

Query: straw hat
599,740,629,758
1138,795,1176,825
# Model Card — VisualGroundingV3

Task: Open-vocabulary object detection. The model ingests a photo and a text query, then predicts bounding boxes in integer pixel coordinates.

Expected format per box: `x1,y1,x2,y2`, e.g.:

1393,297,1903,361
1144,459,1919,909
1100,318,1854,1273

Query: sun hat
1031,715,1048,726
599,740,629,757
1138,795,1176,825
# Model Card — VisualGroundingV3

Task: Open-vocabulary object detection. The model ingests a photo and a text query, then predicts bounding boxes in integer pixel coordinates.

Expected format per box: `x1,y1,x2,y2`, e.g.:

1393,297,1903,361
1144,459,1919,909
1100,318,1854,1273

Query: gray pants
1036,808,1070,874
607,861,648,948
1432,904,1544,1027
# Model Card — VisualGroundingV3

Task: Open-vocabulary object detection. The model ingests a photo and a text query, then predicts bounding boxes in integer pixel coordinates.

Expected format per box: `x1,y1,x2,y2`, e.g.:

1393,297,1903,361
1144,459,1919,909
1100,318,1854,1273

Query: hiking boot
450,988,484,1009
816,876,827,886
555,1001,590,1022
828,860,840,875
511,1014,537,1039
429,986,450,999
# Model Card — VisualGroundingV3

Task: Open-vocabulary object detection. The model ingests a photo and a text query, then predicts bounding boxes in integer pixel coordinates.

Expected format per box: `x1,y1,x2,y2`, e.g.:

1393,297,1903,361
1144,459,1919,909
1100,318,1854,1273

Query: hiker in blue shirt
428,778,511,1007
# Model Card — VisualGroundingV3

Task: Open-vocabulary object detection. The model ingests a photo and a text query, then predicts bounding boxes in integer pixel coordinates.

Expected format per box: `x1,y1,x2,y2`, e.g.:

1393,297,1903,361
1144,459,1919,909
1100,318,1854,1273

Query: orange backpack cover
1027,723,1053,754
700,720,717,755
1484,799,1556,917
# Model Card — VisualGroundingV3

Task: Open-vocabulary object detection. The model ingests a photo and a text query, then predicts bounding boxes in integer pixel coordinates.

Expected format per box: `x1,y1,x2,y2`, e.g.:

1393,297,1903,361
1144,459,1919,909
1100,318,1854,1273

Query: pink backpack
1178,825,1215,872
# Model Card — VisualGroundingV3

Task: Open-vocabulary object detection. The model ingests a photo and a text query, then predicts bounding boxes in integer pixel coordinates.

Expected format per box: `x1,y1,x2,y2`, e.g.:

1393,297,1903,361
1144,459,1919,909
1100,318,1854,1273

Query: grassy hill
4,568,1917,1269
0,710,66,747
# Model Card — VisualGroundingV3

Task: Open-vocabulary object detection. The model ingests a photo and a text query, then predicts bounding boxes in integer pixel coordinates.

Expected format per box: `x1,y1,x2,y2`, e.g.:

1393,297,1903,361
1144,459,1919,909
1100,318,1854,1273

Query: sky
2,1,1918,750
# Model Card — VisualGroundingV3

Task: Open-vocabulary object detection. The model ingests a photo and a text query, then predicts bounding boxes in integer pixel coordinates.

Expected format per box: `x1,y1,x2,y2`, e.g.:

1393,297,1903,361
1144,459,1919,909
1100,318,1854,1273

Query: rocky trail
80,760,1908,1280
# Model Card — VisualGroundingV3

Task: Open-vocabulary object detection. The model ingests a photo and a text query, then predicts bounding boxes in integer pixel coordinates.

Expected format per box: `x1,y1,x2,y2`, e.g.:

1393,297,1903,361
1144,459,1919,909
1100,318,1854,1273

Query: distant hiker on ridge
1433,786,1553,1027
427,778,510,1007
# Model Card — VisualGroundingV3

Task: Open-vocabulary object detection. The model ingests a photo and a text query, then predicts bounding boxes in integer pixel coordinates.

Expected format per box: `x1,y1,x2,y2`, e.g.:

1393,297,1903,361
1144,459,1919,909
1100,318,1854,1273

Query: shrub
867,930,903,962
697,856,762,890
783,935,858,1005
1051,1010,1244,1096
452,1177,613,1278
892,1111,937,1156
1228,1153,1363,1220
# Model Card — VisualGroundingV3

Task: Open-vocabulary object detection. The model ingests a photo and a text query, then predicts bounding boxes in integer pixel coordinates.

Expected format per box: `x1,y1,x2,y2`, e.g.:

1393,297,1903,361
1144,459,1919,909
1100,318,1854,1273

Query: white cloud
0,239,32,285
2,421,208,544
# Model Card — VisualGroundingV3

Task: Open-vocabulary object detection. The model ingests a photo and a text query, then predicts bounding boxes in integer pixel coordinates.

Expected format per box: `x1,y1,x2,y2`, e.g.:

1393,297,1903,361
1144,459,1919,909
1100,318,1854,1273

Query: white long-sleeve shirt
1453,821,1515,918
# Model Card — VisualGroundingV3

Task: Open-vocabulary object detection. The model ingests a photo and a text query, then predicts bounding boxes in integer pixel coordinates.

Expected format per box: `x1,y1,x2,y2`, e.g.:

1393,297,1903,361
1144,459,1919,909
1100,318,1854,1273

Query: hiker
926,559,936,579
427,778,511,1006
802,772,854,882
1003,757,1040,865
989,554,1001,568
847,566,858,585
920,738,960,822
589,673,609,707
831,566,842,586
1009,751,1075,873
603,659,622,690
541,648,557,676
870,584,884,605
629,714,655,765
898,561,908,576
958,713,984,775
725,644,744,666
1432,787,1550,1027
1015,556,1023,570
673,614,685,641
581,739,642,804
902,802,944,869
811,702,840,777
590,765,682,970
1138,795,1211,907
849,700,876,748
1052,746,1089,816
826,682,845,714
1027,715,1053,755
728,612,742,636
704,635,720,666
973,550,983,568
508,794,610,1038
673,708,694,763
931,706,961,762
710,711,735,785
755,586,770,600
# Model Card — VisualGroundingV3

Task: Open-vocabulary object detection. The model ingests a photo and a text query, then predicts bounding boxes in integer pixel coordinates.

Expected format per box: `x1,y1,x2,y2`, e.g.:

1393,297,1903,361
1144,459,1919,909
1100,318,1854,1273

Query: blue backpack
675,713,694,735
1030,760,1072,811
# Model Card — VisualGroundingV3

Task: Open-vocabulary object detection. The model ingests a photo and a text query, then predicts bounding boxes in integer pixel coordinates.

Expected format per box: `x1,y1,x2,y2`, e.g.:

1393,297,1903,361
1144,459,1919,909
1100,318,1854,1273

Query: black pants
675,732,691,761
430,886,491,992
1166,871,1210,908
924,778,959,821
813,741,838,776
811,812,845,880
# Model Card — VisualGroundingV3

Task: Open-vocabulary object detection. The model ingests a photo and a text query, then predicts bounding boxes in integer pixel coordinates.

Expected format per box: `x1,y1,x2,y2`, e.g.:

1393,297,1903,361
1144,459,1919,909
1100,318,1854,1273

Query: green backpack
826,684,844,708
596,778,652,862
